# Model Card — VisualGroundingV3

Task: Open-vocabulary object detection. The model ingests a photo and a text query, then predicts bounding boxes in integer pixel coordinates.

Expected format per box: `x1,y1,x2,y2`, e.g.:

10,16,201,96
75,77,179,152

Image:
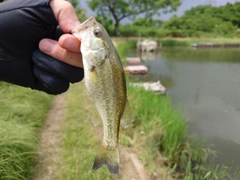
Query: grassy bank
126,86,188,178
114,40,136,65
126,86,237,179
116,41,240,179
0,82,52,179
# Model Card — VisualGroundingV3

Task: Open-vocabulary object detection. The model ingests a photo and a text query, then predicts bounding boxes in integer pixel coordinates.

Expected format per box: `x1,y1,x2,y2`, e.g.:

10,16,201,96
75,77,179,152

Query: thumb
50,0,80,33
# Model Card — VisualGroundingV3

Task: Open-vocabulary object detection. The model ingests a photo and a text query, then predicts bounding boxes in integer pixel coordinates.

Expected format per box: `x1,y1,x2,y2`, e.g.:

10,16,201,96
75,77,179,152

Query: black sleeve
0,0,84,94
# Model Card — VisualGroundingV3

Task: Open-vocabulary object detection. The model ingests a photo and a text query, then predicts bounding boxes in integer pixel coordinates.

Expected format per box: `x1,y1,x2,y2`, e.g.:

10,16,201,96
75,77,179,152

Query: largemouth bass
72,17,132,175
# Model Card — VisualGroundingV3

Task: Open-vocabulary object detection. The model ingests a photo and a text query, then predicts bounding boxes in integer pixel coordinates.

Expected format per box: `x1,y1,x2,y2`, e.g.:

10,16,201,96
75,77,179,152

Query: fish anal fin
121,99,132,129
92,108,101,126
92,144,119,175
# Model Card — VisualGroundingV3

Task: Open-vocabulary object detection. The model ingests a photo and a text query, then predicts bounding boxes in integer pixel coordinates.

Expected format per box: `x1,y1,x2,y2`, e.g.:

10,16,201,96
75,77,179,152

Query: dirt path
119,148,149,180
32,93,66,180
32,90,151,180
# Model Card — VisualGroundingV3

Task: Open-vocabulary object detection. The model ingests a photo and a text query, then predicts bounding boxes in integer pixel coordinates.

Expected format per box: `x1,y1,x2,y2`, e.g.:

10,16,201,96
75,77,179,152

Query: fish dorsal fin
121,100,132,129
92,108,102,126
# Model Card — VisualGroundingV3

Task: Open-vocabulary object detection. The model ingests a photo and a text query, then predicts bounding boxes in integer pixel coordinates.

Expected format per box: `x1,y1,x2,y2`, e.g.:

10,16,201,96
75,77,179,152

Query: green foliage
68,0,87,22
132,18,163,27
115,39,135,66
119,24,167,37
68,0,79,8
162,3,240,37
0,82,52,179
87,0,181,35
118,18,165,37
161,39,188,47
116,2,240,38
75,9,87,23
95,16,115,36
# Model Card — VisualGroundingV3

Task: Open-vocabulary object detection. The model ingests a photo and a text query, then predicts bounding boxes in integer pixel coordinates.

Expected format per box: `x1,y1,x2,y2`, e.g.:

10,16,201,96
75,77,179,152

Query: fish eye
93,28,101,38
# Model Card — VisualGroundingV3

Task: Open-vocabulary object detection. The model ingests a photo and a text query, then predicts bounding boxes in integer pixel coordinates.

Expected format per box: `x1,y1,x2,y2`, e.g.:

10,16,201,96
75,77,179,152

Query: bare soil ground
32,94,66,180
32,91,152,180
119,148,149,180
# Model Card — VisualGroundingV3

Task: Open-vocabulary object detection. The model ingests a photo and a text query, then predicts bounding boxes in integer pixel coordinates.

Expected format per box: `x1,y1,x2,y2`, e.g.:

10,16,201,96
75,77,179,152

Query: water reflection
129,47,240,168
138,51,157,61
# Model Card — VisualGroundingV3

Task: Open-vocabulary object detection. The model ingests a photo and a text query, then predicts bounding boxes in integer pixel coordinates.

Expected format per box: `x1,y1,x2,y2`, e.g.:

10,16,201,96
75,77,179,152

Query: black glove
0,0,84,94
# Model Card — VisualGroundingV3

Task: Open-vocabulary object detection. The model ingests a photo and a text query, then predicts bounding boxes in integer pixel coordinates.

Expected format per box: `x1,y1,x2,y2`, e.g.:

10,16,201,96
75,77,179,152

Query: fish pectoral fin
92,108,102,126
121,99,132,129
85,48,106,68
85,61,95,72
92,143,119,175
89,65,95,72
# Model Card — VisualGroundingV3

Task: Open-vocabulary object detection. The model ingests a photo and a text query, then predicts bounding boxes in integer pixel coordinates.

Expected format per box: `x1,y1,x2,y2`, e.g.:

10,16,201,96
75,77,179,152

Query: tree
132,18,163,27
88,0,182,36
162,3,238,37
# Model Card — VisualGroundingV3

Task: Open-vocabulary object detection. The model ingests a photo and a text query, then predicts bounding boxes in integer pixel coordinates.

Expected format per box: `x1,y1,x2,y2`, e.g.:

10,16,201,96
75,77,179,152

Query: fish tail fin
92,143,119,175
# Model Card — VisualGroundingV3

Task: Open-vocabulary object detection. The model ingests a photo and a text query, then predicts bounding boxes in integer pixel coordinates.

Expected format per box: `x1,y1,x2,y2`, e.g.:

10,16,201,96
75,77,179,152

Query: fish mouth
71,16,96,36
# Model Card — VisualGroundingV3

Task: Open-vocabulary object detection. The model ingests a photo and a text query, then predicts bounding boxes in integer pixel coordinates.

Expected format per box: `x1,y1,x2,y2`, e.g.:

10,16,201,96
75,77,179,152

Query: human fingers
58,34,81,53
32,50,84,94
39,39,83,68
50,0,80,33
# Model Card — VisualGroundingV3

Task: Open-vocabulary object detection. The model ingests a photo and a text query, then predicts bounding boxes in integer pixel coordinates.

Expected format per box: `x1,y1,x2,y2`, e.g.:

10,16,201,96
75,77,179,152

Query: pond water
128,47,240,169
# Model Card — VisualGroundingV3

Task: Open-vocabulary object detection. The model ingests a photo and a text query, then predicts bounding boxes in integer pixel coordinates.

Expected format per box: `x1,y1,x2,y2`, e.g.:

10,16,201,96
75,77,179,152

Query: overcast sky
79,0,239,23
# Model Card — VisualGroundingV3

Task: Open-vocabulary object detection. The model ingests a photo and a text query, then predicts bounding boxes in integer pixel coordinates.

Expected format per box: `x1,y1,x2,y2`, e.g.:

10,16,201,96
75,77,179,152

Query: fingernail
40,40,54,53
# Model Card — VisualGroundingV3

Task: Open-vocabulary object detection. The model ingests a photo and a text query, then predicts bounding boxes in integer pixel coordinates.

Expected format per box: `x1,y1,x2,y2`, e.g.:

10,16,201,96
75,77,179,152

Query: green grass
127,85,240,180
115,40,136,65
0,82,52,180
55,83,112,180
127,86,187,167
117,41,240,179
127,86,186,149
56,82,172,179
161,39,189,46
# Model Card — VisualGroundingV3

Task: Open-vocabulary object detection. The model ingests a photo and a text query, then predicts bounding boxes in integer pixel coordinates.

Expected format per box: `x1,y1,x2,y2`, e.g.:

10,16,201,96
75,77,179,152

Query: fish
71,17,132,175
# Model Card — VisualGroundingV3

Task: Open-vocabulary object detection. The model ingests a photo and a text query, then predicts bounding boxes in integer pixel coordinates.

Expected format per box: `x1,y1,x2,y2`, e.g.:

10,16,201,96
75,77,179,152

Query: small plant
0,82,52,180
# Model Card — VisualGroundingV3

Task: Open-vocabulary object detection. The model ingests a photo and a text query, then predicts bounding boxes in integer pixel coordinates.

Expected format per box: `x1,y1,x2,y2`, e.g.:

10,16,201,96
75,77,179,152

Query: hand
39,0,83,68
0,0,83,95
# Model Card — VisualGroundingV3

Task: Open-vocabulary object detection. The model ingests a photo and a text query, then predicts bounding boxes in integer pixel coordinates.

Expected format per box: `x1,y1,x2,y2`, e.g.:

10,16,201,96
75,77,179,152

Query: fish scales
72,17,132,175
92,58,125,147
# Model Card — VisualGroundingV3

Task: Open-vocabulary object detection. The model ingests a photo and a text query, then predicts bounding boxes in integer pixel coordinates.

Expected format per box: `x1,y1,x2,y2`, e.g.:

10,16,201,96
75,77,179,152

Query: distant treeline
163,2,240,37
99,2,240,37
